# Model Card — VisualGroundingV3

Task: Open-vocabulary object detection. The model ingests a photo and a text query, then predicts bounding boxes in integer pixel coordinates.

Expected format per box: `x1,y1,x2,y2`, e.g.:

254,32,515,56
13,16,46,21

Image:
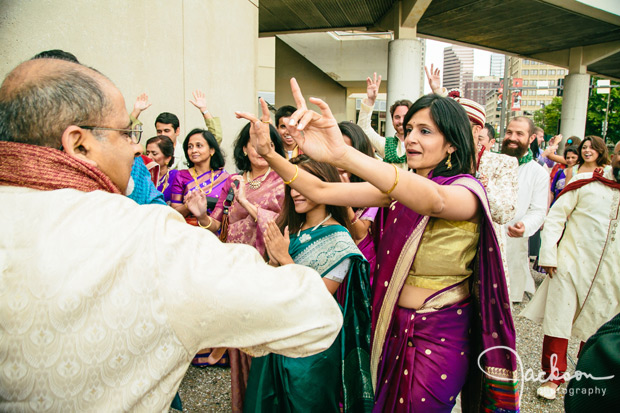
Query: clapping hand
365,72,381,105
185,189,208,219
264,221,292,266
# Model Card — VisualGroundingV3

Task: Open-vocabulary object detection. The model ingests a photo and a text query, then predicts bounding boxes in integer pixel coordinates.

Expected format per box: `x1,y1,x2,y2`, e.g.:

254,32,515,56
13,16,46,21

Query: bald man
0,58,342,411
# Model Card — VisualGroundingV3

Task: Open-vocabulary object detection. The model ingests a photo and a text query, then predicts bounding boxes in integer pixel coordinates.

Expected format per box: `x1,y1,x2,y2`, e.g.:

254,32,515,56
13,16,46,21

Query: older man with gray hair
0,58,342,411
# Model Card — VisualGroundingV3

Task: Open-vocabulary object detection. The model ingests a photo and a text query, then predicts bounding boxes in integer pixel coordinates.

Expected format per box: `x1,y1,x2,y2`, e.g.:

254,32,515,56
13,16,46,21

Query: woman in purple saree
237,84,519,412
169,128,229,224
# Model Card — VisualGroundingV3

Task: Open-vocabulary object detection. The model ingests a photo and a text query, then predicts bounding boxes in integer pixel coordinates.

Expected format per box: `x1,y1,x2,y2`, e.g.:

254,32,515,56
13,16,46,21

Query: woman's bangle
197,216,213,230
350,215,359,225
283,165,299,185
384,164,399,196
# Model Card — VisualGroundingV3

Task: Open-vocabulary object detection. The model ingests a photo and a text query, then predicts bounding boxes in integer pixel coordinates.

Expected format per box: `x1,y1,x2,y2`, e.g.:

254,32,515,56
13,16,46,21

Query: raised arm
190,89,222,144
425,64,447,96
238,80,479,222
357,73,386,157
130,93,152,120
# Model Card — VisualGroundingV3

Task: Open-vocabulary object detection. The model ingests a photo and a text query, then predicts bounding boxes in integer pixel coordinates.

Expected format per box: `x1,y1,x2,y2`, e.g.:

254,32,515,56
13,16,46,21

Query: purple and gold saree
372,174,518,412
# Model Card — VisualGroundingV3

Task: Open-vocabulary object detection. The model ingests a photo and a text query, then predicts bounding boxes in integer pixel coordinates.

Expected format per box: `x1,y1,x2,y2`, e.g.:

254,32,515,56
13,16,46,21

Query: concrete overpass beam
560,47,590,140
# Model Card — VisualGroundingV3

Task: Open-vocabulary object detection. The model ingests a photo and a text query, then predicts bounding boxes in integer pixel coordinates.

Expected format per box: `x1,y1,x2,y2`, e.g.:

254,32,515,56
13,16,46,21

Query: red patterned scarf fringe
0,141,120,194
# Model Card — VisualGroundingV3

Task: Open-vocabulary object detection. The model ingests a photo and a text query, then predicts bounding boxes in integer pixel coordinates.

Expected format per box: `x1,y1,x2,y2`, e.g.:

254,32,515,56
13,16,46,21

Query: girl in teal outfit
244,155,373,413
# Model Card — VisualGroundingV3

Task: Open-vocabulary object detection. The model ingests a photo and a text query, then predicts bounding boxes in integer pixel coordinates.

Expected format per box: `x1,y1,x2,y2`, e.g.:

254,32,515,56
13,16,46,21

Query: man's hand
189,89,211,117
365,72,381,105
541,266,556,278
507,221,525,237
425,64,442,93
131,93,151,119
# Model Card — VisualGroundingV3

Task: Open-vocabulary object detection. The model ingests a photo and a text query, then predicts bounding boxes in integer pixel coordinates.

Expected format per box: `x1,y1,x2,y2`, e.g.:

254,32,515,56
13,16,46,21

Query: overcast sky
423,39,493,93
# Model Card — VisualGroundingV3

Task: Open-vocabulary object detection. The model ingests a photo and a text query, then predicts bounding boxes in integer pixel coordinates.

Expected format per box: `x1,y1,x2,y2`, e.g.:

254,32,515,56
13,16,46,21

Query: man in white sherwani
0,58,343,412
500,117,549,302
522,141,620,400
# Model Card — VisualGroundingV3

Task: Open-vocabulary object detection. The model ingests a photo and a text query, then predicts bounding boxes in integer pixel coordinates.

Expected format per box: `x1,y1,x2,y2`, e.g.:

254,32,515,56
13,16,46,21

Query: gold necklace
246,167,271,190
158,170,170,192
190,167,215,195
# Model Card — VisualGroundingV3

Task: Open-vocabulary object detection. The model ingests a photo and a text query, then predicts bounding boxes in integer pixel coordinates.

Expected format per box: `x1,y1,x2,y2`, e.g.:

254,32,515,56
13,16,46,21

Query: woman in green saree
244,155,373,413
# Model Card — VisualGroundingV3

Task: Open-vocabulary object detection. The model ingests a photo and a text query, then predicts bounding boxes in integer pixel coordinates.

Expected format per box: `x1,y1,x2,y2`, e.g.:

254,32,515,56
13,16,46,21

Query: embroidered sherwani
477,150,519,292
0,187,342,412
504,160,548,302
521,170,620,341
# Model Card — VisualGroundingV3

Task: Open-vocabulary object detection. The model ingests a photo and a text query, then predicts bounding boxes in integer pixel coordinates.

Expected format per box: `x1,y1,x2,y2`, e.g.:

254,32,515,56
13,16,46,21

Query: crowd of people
1,50,619,413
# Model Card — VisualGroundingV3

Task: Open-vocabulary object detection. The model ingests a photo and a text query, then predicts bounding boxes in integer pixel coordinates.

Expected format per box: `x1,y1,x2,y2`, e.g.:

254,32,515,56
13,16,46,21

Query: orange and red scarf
0,141,120,194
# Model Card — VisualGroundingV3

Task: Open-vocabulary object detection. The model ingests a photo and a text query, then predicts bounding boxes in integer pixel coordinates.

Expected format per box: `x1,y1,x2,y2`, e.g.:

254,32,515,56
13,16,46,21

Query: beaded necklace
245,167,271,190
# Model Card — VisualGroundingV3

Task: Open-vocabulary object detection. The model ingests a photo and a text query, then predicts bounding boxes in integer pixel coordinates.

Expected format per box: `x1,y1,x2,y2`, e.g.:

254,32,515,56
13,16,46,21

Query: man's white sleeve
357,100,386,158
521,167,549,238
157,212,343,359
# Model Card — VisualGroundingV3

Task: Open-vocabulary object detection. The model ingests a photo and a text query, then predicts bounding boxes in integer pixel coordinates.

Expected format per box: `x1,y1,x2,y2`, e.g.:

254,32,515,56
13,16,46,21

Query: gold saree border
370,215,429,388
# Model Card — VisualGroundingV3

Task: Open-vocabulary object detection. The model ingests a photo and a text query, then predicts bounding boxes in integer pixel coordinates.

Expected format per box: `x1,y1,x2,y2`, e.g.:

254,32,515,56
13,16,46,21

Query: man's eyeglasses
80,124,143,144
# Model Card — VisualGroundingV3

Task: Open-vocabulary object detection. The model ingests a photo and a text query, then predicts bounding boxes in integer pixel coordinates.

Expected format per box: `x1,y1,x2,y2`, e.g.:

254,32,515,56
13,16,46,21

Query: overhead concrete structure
260,0,620,143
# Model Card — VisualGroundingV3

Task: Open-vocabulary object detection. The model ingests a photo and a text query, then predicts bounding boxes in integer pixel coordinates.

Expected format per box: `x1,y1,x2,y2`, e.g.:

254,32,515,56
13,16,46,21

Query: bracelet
202,108,209,115
350,215,359,225
383,164,399,196
197,216,213,229
283,165,299,185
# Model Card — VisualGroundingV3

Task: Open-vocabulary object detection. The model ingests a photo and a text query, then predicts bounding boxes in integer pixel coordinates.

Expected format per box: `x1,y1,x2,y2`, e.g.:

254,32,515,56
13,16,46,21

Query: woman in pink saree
237,82,519,412
187,122,286,413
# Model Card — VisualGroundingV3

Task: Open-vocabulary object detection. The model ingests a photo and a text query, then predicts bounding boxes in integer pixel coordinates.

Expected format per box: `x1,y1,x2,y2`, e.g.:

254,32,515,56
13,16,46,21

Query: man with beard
522,141,620,400
501,116,549,302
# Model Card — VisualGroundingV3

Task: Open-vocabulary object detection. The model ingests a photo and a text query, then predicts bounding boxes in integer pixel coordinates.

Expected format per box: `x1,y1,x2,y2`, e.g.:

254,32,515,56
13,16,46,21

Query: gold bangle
261,119,270,124
283,165,299,185
197,216,213,230
384,164,399,196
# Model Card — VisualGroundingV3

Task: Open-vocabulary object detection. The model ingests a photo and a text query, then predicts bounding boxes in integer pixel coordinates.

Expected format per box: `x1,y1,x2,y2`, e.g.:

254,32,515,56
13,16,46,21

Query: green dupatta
244,225,373,413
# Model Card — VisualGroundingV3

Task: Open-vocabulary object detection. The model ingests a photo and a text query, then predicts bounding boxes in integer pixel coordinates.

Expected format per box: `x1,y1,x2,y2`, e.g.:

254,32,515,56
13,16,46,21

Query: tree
532,78,620,144
534,97,562,136
586,78,620,144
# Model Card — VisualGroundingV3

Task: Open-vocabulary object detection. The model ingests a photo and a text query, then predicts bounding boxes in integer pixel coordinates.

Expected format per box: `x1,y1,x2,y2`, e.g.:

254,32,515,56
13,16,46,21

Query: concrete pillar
386,38,423,137
559,73,590,141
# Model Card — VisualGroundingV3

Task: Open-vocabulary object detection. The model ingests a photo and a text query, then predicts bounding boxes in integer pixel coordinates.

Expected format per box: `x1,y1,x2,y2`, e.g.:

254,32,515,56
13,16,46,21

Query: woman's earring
243,151,248,156
445,152,453,170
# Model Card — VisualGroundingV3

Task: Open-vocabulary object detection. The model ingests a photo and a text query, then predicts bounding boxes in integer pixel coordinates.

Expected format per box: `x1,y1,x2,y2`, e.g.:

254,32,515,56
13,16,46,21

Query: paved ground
172,266,578,412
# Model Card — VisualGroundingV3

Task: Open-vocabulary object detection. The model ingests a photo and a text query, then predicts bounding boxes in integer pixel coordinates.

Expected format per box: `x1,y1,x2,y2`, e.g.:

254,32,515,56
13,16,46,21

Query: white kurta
504,160,548,302
0,187,343,412
521,170,620,341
